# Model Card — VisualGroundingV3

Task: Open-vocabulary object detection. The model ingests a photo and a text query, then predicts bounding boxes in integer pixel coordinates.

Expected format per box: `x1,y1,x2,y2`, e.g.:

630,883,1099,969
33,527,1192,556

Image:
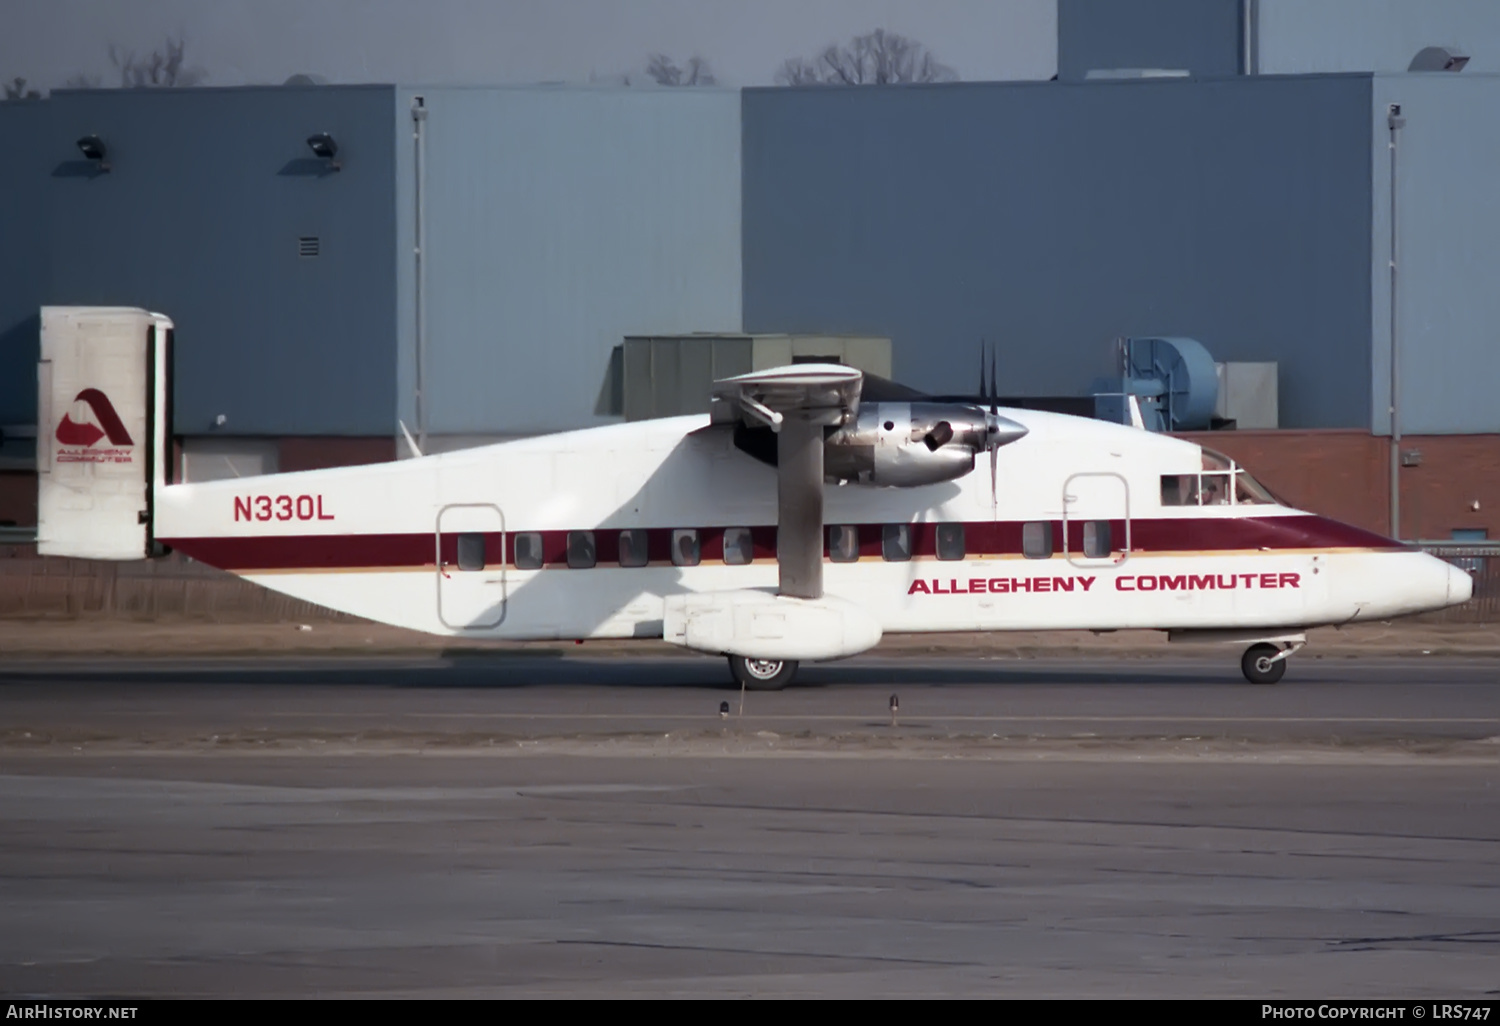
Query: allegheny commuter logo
55,388,136,464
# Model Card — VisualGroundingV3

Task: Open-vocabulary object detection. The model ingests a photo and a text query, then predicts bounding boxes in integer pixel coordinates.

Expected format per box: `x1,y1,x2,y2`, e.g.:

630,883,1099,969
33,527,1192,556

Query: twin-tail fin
36,306,173,559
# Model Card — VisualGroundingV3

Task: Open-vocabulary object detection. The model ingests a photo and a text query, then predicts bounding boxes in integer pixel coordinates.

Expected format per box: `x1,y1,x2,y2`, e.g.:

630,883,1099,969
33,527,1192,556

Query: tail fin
36,306,172,559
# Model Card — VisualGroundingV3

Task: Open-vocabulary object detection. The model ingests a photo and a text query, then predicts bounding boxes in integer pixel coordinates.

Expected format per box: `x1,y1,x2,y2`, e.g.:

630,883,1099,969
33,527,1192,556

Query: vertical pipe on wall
1387,103,1405,540
1240,0,1258,75
412,95,428,451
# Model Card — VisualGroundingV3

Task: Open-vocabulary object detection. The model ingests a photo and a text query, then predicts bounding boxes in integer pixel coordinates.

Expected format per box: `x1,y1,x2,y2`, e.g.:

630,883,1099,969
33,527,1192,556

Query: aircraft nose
1447,562,1474,606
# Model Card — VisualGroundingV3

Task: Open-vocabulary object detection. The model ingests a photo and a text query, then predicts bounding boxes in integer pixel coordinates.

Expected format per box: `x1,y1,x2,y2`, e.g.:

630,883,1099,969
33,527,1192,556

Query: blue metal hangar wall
0,85,744,486
0,85,401,444
742,71,1500,437
1,13,1498,510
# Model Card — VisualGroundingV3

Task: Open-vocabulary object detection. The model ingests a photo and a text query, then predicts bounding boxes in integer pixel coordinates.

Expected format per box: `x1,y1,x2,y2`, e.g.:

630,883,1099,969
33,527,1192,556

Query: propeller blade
978,340,986,406
987,341,999,508
990,444,998,509
989,345,998,415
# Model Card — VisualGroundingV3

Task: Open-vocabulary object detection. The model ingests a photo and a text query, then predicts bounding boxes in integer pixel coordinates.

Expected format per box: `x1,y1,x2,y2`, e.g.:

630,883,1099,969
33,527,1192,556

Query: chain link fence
1417,543,1500,623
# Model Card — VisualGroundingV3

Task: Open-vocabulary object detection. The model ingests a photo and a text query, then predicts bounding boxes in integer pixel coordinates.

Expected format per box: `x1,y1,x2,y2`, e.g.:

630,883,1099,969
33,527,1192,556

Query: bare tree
775,29,958,86
2,76,41,100
645,54,717,86
63,73,103,89
110,34,207,88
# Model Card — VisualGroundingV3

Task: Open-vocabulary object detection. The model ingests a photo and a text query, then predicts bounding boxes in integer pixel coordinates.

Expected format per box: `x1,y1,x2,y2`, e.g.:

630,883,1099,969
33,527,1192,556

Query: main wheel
1241,643,1287,685
728,656,799,691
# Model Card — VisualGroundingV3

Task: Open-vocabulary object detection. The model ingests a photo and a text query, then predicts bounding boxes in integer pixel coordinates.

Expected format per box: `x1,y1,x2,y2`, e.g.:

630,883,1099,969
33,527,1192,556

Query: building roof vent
1093,337,1219,432
1408,46,1469,72
1084,68,1190,81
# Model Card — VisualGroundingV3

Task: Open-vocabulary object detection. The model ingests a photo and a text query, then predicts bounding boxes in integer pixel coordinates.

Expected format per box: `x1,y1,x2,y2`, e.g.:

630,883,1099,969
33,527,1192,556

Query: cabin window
882,523,911,562
1082,521,1112,559
723,527,753,566
936,523,965,561
828,525,859,563
566,530,596,569
1023,521,1054,559
456,533,486,572
672,529,700,567
618,528,648,568
513,532,543,570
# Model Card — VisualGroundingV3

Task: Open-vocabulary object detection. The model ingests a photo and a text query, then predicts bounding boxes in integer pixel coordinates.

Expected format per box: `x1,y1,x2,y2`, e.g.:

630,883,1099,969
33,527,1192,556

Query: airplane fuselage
153,409,1468,642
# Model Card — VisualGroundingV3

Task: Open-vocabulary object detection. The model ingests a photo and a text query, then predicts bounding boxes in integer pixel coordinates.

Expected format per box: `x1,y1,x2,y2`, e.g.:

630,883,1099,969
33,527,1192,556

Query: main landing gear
728,655,800,691
1241,642,1295,685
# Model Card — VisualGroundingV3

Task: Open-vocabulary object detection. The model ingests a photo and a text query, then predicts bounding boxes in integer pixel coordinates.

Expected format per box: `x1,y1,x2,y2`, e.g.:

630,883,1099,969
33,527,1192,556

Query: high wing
711,364,862,599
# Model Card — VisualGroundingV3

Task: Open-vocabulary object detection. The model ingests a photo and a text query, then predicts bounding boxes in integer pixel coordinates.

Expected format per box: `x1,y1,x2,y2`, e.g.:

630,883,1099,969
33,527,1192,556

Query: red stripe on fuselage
160,515,1406,573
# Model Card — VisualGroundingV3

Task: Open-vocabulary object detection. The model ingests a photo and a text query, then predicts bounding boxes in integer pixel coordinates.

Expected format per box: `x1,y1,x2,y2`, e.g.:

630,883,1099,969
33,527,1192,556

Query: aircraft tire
728,655,799,691
1240,643,1287,685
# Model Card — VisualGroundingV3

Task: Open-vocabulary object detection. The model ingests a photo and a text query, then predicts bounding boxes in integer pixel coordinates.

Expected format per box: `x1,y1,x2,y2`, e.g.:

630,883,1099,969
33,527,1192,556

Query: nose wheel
1241,643,1291,685
728,655,799,691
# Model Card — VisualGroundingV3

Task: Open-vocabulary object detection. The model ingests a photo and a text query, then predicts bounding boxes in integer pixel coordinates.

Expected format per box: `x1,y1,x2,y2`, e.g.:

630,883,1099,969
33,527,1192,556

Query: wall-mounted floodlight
76,134,110,172
306,132,341,171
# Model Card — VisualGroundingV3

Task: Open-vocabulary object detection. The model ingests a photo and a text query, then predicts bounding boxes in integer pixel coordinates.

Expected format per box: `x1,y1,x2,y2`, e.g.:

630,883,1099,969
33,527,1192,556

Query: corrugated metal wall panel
39,86,399,436
1370,74,1500,436
742,76,1374,430
0,101,52,431
1058,0,1246,80
394,87,742,437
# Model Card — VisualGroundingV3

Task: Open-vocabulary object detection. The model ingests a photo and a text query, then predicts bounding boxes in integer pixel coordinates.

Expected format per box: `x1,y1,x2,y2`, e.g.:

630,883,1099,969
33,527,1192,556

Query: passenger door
436,503,507,629
1063,472,1130,568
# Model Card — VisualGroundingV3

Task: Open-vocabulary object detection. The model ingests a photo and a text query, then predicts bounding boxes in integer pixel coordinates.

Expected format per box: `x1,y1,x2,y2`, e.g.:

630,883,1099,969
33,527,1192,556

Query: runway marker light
719,701,729,719
890,694,899,728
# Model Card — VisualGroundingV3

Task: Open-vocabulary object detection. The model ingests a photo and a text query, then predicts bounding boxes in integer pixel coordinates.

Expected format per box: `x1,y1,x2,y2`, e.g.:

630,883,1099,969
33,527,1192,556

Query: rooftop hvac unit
1094,336,1218,432
1214,362,1278,429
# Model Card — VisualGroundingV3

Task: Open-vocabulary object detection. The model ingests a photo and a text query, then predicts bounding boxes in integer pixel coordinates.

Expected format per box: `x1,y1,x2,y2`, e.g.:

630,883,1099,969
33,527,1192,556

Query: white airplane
36,308,1472,688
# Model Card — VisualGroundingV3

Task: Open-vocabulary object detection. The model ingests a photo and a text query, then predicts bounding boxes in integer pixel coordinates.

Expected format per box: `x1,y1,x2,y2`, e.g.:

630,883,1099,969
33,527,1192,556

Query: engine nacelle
824,402,1025,487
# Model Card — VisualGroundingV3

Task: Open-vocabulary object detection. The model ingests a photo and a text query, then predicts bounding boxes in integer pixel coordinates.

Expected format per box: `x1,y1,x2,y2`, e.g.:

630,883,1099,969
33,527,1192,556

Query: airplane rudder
36,306,171,560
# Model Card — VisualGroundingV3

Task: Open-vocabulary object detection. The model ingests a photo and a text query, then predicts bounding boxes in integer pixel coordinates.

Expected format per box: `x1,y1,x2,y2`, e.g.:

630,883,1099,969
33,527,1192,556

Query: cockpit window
1200,472,1232,506
1233,469,1280,505
1163,453,1281,507
1161,475,1198,507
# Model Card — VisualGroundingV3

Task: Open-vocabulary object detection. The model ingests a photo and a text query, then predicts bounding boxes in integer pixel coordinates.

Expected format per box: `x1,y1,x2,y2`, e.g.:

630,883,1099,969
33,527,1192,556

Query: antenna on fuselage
399,419,424,459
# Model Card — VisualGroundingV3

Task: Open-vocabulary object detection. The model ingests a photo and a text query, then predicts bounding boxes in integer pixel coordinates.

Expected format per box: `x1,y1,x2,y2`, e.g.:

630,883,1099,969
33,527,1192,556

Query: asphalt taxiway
1,653,1497,997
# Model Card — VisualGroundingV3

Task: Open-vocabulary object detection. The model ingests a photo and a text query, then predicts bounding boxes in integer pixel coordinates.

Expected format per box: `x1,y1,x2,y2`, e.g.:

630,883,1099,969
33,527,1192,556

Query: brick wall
1178,430,1500,541
277,436,395,474
5,430,1498,544
0,471,36,527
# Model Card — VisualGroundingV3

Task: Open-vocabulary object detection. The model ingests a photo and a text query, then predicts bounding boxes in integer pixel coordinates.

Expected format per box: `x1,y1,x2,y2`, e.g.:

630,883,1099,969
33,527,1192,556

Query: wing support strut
777,412,824,599
711,364,863,601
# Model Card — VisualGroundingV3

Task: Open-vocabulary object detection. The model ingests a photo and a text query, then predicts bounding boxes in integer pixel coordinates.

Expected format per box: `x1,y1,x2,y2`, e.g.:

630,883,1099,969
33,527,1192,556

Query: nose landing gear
1241,641,1303,685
